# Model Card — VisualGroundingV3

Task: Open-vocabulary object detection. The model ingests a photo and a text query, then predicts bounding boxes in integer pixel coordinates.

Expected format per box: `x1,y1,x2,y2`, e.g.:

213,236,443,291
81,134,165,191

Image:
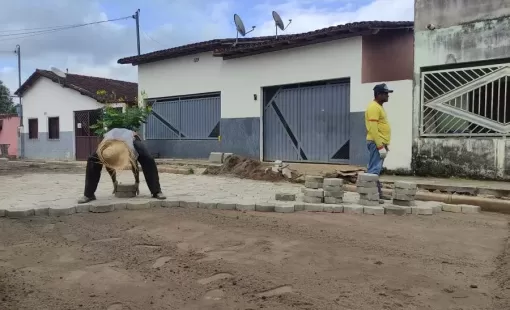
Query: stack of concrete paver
323,178,344,204
392,181,417,207
303,176,324,203
356,173,380,207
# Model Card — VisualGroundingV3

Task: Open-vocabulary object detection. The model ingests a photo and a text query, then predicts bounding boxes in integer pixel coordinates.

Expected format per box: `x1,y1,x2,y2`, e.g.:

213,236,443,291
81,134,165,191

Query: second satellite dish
272,11,292,38
233,13,256,46
50,67,66,78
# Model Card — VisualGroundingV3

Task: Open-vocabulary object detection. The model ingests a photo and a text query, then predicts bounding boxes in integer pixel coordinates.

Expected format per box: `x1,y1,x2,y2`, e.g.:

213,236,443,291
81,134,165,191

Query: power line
0,16,132,42
142,29,166,48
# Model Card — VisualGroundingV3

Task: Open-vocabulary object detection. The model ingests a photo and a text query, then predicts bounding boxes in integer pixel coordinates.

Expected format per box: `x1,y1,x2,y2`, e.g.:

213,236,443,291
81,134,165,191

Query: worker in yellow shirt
365,83,392,203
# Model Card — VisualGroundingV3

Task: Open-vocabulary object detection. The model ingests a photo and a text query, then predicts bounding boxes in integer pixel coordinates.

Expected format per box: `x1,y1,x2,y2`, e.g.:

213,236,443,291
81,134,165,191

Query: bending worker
365,83,392,203
77,128,166,204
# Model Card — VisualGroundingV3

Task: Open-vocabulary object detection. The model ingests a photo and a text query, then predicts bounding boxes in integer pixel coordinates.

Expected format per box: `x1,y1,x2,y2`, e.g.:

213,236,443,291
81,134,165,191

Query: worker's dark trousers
83,139,161,197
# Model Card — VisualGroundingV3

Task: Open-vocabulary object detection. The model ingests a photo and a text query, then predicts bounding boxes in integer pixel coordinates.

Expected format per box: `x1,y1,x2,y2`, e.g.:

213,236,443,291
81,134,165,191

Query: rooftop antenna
272,11,292,39
233,13,255,47
50,66,67,85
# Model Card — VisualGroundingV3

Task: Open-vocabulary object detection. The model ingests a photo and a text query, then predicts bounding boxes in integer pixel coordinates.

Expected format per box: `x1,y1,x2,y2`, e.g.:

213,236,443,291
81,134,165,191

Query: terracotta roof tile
14,70,138,104
118,20,413,64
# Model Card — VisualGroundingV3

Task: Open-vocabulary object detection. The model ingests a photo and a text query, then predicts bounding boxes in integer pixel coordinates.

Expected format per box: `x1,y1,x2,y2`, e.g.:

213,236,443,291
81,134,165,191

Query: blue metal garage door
263,80,350,163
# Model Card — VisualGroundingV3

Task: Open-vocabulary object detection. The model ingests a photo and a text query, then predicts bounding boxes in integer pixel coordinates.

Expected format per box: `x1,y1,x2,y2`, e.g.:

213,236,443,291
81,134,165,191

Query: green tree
0,80,15,114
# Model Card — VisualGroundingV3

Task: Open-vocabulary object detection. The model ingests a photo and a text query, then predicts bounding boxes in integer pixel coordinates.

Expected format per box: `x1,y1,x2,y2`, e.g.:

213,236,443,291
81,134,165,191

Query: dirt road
1,207,508,310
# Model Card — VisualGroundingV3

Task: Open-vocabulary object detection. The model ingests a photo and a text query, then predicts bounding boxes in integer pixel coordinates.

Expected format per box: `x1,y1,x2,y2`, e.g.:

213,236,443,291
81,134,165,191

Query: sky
0,0,414,94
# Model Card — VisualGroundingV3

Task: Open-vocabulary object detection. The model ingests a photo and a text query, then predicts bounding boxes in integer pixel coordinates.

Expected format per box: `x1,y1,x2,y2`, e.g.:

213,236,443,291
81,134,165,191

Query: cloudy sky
0,0,414,94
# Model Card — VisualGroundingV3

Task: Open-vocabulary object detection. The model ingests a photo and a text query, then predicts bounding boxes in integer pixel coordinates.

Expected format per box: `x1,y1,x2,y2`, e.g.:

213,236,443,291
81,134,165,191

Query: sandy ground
0,207,509,310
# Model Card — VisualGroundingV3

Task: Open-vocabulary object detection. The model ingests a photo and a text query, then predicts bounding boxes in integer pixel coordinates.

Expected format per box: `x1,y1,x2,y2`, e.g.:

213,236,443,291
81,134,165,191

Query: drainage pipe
343,185,510,214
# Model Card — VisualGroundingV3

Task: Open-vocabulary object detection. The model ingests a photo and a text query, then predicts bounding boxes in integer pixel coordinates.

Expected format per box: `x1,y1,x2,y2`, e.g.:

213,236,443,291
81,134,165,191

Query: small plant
91,90,152,137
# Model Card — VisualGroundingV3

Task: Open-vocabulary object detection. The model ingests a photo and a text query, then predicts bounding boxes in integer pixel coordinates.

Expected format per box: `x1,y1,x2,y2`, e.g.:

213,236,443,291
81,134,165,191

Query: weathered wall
413,0,510,179
0,114,19,157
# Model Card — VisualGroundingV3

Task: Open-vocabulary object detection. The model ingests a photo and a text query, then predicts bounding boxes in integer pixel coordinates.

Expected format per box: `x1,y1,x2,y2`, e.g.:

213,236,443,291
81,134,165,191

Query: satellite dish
51,67,66,78
272,11,292,39
233,14,255,46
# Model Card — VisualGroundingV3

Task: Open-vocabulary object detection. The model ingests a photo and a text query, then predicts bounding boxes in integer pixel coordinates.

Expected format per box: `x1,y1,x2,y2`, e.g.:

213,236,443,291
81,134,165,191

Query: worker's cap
373,83,394,94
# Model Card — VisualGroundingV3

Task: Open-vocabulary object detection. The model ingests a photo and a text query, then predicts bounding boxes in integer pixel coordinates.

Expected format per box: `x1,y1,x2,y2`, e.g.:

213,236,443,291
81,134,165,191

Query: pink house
0,114,19,157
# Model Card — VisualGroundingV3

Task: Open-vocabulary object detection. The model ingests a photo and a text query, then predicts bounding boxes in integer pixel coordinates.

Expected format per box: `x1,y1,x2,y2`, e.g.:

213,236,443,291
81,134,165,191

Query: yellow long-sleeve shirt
365,100,391,148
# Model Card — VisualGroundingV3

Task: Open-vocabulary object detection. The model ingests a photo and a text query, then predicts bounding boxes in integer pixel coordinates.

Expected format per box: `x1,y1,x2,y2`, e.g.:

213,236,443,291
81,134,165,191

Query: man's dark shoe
152,192,166,200
77,195,96,204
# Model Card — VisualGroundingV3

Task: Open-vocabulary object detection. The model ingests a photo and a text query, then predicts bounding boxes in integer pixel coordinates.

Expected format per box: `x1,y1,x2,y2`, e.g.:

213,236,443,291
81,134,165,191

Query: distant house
118,21,415,170
14,69,137,160
0,113,20,157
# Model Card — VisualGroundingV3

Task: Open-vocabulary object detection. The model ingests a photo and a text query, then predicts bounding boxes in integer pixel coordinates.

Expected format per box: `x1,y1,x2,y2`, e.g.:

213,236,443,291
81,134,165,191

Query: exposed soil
204,155,287,182
0,207,508,310
0,161,85,176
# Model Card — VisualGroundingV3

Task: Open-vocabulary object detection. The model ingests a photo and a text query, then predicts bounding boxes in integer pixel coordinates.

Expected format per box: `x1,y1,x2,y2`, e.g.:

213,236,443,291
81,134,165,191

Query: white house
118,21,414,170
14,69,138,160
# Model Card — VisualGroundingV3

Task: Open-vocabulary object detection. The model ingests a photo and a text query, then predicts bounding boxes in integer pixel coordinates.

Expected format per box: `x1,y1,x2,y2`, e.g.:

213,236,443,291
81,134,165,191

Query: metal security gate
146,93,221,140
74,109,102,160
263,80,350,163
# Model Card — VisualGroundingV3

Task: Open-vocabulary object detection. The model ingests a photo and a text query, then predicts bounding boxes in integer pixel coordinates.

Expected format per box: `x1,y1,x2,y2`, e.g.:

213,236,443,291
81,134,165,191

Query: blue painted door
263,81,350,163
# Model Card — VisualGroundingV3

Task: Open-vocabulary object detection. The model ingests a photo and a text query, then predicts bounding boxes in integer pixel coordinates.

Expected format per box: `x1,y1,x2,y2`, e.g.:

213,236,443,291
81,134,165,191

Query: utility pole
15,44,23,158
134,9,141,55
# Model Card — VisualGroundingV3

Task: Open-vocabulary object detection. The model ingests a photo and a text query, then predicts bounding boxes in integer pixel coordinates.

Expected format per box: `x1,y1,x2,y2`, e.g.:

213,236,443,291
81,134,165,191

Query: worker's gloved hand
112,180,119,194
378,146,388,159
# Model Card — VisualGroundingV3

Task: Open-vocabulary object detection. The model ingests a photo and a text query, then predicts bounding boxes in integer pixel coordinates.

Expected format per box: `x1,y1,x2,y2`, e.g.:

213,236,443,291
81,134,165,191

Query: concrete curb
344,184,510,214
0,198,444,219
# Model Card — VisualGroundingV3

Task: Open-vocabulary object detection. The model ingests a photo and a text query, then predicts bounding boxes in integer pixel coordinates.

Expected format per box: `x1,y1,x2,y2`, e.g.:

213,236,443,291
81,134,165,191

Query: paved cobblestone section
0,172,459,217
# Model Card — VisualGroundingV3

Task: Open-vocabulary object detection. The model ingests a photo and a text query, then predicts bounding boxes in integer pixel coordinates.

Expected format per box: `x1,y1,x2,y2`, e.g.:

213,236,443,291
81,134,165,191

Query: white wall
359,80,413,170
138,37,363,118
22,77,104,133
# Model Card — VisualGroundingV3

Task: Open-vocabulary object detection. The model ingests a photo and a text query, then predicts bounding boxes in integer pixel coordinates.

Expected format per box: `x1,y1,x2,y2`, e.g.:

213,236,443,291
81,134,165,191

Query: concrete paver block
356,180,378,187
49,207,77,216
223,153,233,162
394,181,417,189
303,196,323,203
34,207,49,216
393,188,417,196
181,201,198,208
293,204,305,211
236,203,255,211
392,193,414,201
0,209,5,217
114,203,127,210
162,200,180,208
323,205,344,213
384,206,407,216
304,203,324,212
255,203,275,212
364,206,385,215
208,152,224,163
126,201,151,210
359,192,380,201
323,185,343,192
75,204,91,213
89,204,115,213
359,199,380,206
150,200,163,208
357,187,379,195
304,181,322,189
393,199,414,207
344,205,363,214
275,193,296,201
305,176,324,183
429,205,442,214
324,178,344,186
441,203,462,213
357,173,379,182
324,190,343,198
412,206,433,215
275,205,295,213
303,188,324,197
461,205,481,214
324,197,343,204
199,202,217,209
6,209,35,218
217,203,236,210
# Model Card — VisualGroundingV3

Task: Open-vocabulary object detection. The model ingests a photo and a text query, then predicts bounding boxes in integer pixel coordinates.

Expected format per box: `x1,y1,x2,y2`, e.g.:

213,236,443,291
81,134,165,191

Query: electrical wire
0,16,132,42
142,29,166,47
